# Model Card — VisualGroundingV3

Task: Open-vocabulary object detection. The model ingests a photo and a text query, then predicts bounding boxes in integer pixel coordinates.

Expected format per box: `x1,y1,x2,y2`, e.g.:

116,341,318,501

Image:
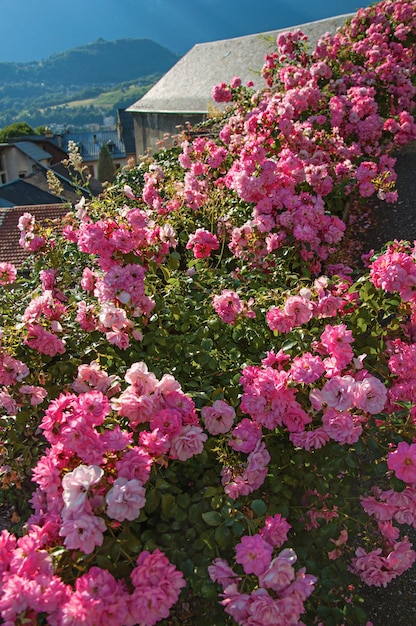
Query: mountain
0,38,178,88
0,38,179,131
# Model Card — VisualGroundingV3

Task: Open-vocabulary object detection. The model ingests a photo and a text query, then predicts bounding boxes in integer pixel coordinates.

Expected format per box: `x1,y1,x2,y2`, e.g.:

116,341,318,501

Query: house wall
0,146,49,182
132,112,206,157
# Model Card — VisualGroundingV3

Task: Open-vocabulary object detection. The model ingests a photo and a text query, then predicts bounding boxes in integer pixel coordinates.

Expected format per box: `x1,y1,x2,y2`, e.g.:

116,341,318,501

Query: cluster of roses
29,360,207,545
350,482,416,587
217,320,388,499
0,526,185,625
141,0,415,275
64,197,178,350
0,276,49,415
209,514,317,625
0,360,207,624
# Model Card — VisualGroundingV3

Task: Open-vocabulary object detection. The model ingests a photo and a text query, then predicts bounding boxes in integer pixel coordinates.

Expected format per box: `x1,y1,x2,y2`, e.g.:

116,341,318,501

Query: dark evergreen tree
97,144,116,183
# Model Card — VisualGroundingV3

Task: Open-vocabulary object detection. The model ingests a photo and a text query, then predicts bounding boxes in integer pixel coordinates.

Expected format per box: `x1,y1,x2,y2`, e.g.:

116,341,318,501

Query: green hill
0,38,179,129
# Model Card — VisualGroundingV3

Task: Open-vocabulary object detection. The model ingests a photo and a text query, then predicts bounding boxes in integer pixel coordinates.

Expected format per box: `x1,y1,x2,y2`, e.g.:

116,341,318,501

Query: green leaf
161,493,175,519
202,511,222,526
251,499,267,516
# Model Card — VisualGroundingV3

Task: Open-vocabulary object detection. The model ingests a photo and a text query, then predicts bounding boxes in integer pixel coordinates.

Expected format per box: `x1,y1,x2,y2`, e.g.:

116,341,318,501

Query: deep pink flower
186,228,219,259
260,514,291,548
235,534,273,576
0,262,17,285
212,290,243,324
24,324,66,356
212,82,232,103
228,418,262,453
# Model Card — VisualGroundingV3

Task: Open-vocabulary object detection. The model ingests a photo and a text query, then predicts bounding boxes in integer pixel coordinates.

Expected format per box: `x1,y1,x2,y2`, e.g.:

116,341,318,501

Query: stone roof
0,204,69,266
127,14,352,115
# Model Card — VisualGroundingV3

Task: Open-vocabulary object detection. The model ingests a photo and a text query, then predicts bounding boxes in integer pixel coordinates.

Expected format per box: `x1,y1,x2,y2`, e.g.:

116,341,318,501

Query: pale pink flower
320,375,356,411
62,464,104,512
353,375,387,414
388,442,416,484
169,424,207,461
208,558,241,589
201,400,236,435
258,548,297,592
19,385,48,406
60,512,106,553
106,477,146,521
283,295,315,325
124,361,158,394
246,589,281,625
124,184,137,200
0,389,18,415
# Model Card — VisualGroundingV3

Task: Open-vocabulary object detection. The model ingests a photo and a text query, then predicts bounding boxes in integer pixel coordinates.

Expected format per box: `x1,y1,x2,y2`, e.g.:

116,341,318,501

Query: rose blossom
387,442,416,484
201,400,236,435
0,262,17,285
186,228,219,259
260,514,291,548
60,513,106,554
169,424,207,461
62,464,104,512
235,534,273,576
106,477,146,521
258,548,297,592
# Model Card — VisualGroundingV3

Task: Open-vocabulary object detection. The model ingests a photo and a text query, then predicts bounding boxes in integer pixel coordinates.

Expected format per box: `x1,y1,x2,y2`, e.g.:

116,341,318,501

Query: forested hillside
0,38,179,129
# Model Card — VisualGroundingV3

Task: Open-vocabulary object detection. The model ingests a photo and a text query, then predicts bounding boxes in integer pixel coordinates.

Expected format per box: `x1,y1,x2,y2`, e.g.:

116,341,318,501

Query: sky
0,0,374,63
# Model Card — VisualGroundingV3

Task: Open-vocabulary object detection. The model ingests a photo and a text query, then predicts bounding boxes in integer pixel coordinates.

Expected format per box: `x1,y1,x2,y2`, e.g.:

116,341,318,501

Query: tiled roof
60,130,126,162
127,14,352,114
0,204,70,266
0,179,65,208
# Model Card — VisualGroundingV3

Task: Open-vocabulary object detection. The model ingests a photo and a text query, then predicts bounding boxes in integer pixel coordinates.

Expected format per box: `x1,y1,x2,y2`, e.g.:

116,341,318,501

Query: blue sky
0,0,374,62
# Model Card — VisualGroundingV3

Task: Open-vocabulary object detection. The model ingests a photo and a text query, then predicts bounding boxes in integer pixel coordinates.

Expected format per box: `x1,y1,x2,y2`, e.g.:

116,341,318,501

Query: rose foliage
1,1,416,624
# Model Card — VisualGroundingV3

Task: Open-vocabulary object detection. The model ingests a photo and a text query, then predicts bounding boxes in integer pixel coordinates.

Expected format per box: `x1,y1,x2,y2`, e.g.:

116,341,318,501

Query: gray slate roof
0,179,64,208
14,141,52,162
127,14,352,114
60,130,126,162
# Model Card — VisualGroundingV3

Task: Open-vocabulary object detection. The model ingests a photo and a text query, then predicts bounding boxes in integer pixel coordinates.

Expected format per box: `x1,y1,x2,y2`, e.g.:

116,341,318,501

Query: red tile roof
0,204,71,267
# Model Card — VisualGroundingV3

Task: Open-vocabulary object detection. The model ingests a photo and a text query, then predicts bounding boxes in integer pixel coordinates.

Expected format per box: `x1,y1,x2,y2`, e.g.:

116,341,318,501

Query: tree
0,121,37,142
97,143,116,183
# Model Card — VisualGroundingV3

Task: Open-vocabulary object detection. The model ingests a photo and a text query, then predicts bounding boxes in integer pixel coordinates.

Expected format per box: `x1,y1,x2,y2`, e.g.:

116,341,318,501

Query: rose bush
1,1,416,624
